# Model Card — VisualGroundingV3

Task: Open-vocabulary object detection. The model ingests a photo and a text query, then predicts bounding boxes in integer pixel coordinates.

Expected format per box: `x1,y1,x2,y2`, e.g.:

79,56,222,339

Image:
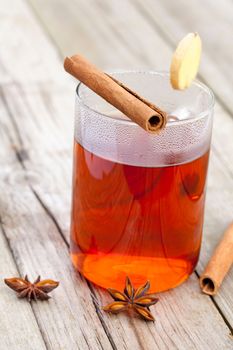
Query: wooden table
0,1,232,349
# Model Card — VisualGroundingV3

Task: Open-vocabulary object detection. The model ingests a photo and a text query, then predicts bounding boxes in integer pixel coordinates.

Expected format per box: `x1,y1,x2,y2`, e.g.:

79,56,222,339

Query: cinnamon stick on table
200,222,233,295
64,54,167,133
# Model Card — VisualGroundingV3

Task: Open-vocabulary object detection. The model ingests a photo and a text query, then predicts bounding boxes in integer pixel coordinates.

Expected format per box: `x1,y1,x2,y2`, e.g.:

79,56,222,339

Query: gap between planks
0,222,48,350
1,0,231,346
1,80,231,348
24,0,233,335
130,0,233,333
194,270,233,335
0,86,117,349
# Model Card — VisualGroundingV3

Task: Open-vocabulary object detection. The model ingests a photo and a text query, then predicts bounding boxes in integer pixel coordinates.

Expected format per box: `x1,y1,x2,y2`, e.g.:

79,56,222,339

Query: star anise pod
103,277,159,321
4,275,59,301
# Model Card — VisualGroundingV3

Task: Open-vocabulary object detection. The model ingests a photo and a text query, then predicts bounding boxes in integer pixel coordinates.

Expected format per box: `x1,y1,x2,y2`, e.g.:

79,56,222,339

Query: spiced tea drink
70,72,214,292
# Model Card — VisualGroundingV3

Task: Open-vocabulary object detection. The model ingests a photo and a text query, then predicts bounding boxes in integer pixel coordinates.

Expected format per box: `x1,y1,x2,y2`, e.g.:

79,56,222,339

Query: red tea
71,141,209,292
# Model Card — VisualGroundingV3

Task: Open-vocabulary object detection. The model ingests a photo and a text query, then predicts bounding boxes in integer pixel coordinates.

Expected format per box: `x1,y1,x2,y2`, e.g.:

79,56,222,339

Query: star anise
103,277,159,321
4,275,59,301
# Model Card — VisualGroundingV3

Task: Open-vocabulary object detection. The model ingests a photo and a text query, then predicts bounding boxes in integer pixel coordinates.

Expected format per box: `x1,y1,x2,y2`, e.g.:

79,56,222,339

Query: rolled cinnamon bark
200,222,233,295
64,55,167,133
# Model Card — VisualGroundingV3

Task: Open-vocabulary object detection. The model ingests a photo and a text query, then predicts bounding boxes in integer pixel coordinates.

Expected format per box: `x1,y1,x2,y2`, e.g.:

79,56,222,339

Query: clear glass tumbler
70,71,214,292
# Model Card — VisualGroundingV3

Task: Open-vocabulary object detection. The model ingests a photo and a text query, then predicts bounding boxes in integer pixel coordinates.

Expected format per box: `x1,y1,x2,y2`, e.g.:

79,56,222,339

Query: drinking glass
70,71,214,292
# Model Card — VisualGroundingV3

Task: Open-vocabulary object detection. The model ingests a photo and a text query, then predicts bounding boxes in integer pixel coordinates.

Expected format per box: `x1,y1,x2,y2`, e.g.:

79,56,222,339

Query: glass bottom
71,252,197,292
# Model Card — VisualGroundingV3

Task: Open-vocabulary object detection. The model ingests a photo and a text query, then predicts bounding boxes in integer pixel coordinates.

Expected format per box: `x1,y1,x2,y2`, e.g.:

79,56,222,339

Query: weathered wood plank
0,227,47,350
27,0,233,327
2,80,233,349
0,98,47,350
0,190,112,350
203,154,233,326
0,1,113,349
0,0,232,349
0,2,63,84
0,95,114,350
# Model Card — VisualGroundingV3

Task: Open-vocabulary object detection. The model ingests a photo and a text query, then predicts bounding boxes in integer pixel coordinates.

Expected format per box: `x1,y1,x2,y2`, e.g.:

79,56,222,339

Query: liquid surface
71,142,209,292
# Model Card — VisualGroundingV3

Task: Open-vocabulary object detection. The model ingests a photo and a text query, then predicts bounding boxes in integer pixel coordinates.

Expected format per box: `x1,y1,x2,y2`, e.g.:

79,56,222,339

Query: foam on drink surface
75,102,212,168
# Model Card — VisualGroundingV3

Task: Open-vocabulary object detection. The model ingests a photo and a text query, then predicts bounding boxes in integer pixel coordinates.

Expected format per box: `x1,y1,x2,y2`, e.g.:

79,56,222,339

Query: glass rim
76,70,215,127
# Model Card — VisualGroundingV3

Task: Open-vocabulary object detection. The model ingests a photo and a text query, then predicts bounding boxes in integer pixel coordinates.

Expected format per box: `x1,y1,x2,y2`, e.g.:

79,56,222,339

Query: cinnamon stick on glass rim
200,222,233,295
64,54,167,133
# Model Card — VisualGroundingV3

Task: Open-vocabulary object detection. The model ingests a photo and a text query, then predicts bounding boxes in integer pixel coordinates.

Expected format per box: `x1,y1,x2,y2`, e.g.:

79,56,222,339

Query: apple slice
170,32,202,90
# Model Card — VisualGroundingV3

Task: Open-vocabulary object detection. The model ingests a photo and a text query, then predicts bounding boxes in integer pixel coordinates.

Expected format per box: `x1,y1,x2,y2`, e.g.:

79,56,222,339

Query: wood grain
0,227,47,350
0,91,113,350
1,78,232,349
0,0,232,349
27,0,233,326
